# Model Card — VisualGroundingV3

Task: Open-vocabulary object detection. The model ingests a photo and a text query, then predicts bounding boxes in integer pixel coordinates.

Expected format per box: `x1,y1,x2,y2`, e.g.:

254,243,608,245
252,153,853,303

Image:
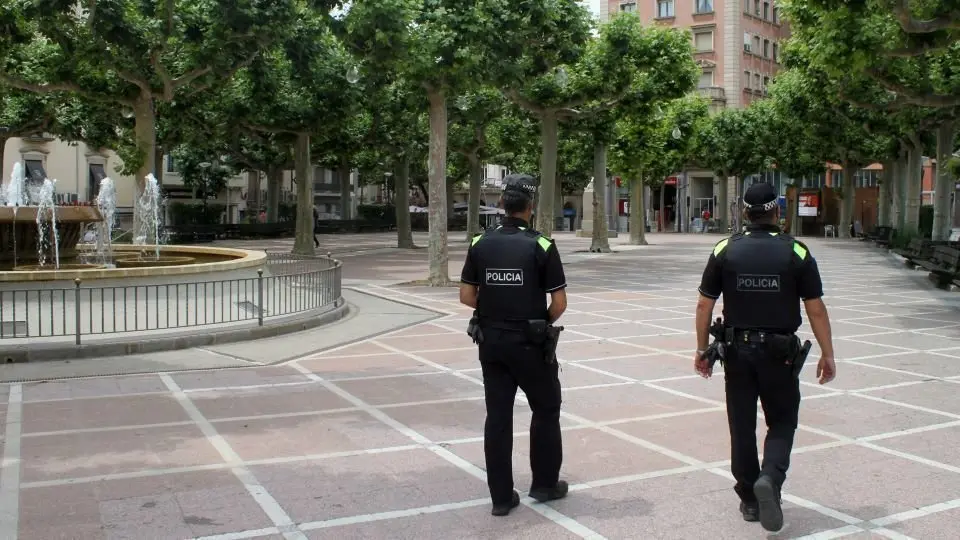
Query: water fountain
0,163,105,270
115,174,194,268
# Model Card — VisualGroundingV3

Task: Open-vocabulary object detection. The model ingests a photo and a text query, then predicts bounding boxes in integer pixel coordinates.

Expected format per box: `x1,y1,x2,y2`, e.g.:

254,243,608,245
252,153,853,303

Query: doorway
653,182,678,232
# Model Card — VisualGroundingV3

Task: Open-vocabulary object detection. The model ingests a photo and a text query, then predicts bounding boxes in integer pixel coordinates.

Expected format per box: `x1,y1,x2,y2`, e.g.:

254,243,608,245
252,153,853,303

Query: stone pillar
576,178,595,237
716,175,729,232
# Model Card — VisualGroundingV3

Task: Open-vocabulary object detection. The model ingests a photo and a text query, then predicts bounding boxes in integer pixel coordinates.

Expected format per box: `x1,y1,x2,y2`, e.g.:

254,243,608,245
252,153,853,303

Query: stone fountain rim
0,245,265,283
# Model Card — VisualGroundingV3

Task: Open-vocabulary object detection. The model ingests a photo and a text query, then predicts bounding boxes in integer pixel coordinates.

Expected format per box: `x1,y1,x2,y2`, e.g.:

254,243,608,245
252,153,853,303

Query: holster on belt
525,319,564,365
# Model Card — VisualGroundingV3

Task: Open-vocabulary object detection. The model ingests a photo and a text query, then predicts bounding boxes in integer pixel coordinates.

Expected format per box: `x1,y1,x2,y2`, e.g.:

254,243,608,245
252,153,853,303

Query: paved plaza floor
5,232,960,539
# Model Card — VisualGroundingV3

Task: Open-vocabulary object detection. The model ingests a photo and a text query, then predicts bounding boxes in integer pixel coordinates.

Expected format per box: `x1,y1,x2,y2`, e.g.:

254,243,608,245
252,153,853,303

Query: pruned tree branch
866,68,960,108
0,72,136,106
502,88,544,114
891,0,960,33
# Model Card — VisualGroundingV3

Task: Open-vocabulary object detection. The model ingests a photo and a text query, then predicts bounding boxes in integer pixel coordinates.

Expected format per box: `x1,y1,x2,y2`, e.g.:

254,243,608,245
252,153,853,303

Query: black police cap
502,174,538,197
743,182,778,212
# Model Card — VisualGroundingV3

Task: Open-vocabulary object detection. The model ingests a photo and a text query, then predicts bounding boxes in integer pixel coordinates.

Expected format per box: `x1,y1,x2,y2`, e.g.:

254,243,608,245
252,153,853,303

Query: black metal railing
0,251,342,344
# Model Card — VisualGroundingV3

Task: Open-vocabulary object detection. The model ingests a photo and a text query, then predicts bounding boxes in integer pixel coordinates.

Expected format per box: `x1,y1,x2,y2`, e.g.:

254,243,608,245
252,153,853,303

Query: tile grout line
284,362,609,540
158,374,308,540
0,384,23,540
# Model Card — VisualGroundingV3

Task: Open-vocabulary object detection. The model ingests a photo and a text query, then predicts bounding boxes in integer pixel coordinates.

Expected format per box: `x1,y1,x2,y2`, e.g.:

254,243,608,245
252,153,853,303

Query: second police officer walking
458,173,570,517
694,182,837,532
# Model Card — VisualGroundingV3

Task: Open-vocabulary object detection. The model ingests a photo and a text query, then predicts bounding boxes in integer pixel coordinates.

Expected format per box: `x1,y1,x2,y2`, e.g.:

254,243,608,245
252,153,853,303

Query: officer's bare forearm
459,284,478,308
547,289,567,323
695,294,716,350
804,298,834,357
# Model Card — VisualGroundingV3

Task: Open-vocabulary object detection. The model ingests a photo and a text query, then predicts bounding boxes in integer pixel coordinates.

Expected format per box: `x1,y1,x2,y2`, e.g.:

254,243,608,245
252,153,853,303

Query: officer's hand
694,351,712,379
816,355,836,385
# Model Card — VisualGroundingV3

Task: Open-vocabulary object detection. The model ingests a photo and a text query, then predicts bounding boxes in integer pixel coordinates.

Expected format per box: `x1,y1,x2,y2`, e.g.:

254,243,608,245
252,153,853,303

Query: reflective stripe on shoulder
471,234,483,246
537,236,552,252
793,242,808,259
713,238,729,256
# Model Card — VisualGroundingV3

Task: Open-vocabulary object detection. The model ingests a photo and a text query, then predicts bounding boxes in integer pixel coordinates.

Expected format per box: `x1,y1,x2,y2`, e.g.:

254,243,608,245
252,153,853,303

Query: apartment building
608,0,789,231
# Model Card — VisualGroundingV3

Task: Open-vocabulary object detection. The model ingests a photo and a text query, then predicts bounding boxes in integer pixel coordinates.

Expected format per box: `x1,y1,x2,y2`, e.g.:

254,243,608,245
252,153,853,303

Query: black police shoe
492,490,521,516
740,501,759,522
753,475,784,532
529,480,569,503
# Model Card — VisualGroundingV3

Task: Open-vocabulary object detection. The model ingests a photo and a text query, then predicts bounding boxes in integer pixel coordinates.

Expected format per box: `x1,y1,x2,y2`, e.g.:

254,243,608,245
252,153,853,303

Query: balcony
697,86,726,102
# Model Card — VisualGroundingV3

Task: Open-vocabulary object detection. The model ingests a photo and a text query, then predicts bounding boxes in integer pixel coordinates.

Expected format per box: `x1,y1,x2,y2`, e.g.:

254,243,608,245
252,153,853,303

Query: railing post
74,278,82,345
257,269,264,326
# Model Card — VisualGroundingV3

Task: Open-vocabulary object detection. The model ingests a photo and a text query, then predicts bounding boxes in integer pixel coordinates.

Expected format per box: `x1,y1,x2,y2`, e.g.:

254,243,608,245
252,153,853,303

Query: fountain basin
0,245,265,282
13,263,108,271
0,206,104,264
115,256,197,268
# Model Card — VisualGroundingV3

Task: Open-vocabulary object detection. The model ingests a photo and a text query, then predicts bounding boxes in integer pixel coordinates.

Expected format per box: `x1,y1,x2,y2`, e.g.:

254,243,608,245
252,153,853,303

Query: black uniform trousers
723,338,801,503
478,327,563,505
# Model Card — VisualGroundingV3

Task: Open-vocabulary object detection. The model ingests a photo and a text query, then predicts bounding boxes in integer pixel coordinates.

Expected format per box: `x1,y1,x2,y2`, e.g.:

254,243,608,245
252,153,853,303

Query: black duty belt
730,328,794,344
477,318,529,332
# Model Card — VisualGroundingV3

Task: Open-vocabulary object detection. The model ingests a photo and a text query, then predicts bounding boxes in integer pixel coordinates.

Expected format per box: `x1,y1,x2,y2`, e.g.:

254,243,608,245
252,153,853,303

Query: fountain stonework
0,206,104,265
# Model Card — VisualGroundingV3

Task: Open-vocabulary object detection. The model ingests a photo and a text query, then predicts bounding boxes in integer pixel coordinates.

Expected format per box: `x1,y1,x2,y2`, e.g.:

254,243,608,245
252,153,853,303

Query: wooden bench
917,245,960,287
875,227,895,247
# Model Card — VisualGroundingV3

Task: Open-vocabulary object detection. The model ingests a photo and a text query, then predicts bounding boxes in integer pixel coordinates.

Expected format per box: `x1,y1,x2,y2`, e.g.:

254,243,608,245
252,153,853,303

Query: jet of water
94,177,117,265
35,178,60,268
4,162,27,207
134,174,163,259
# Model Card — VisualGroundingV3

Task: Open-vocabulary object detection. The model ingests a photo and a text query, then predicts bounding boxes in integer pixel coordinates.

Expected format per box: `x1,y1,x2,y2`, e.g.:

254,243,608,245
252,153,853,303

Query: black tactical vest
472,223,549,322
719,227,806,332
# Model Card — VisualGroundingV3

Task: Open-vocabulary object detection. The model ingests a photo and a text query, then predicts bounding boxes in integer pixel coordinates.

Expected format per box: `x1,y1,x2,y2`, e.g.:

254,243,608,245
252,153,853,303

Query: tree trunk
395,157,415,249
878,160,892,227
132,96,157,236
0,136,7,174
266,166,282,222
717,176,729,232
628,177,647,245
426,87,450,286
339,158,352,220
536,111,559,236
590,144,611,252
246,170,260,219
892,153,906,231
292,133,315,255
466,154,483,241
933,121,957,241
904,136,923,236
839,161,857,238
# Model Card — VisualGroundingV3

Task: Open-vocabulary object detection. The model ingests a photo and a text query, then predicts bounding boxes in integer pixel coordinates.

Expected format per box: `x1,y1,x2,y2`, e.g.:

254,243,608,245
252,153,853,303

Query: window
753,36,761,53
657,0,675,18
89,163,107,201
744,70,752,89
699,71,714,88
763,1,770,19
754,0,760,15
620,1,637,12
166,155,176,172
753,73,761,89
772,42,779,62
743,32,752,52
694,0,713,13
694,30,713,52
763,39,770,58
773,6,779,23
24,159,46,187
763,76,770,89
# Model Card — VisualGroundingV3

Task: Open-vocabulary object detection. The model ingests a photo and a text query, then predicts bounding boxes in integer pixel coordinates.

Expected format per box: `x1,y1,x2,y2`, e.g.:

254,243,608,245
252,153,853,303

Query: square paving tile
309,340,396,357
415,349,481,371
618,334,692,353
21,393,189,433
307,503,581,539
190,383,354,419
854,351,960,378
333,372,484,406
798,394,951,439
557,364,632,387
555,339,644,361
571,322,676,339
785,445,960,520
860,330,960,351
298,353,443,378
575,355,695,381
19,424,223,483
548,470,850,539
871,424,960,468
886,505,960,539
614,409,839,464
250,448,488,523
448,427,687,489
170,366,310,390
816,362,929,391
651,373,835,405
831,338,914,360
215,410,413,461
19,470,272,539
20,375,167,402
860,380,960,416
375,331,474,352
562,384,708,423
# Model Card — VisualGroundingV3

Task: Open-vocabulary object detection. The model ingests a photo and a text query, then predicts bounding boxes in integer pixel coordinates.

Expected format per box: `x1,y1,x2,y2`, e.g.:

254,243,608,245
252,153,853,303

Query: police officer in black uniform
694,182,837,532
459,173,570,517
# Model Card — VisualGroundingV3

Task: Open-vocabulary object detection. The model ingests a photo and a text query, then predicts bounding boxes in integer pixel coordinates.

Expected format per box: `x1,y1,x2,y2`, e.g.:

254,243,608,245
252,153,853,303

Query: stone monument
576,177,618,238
